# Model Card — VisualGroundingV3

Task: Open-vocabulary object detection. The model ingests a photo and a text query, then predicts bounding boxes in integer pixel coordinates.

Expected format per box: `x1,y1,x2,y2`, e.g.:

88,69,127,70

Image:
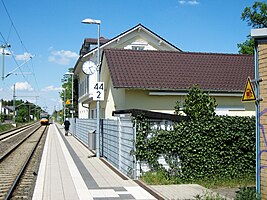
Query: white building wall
76,25,181,119
0,100,2,115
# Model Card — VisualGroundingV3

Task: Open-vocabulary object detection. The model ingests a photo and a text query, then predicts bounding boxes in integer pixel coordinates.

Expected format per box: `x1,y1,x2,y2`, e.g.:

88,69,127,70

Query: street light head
65,72,74,75
81,18,101,25
1,43,11,48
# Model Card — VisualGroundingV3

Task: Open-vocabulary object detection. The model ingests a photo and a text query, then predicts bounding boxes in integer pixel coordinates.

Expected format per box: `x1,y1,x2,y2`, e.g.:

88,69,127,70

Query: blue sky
0,0,256,114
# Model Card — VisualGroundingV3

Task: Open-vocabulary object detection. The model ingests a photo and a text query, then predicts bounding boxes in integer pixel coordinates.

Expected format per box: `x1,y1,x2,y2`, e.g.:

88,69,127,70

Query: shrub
135,85,255,182
235,187,259,200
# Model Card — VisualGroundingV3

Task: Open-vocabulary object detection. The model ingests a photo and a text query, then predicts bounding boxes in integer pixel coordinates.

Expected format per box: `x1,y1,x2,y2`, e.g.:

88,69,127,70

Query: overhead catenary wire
0,31,28,82
0,0,43,108
1,0,30,53
1,0,40,96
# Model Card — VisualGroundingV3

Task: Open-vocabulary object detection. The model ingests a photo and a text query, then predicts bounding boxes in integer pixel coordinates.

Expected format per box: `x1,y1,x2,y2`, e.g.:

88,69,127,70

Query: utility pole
13,84,16,126
1,44,11,80
35,96,38,121
28,104,31,121
0,99,3,121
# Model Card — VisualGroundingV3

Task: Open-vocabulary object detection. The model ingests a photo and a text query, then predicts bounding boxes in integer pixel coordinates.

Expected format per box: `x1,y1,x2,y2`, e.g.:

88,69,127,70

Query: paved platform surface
32,123,223,200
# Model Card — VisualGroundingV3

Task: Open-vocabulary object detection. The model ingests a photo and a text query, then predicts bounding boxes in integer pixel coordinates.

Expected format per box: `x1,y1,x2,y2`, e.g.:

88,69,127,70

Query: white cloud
41,85,62,92
14,82,33,91
15,52,33,61
48,50,79,65
179,0,199,5
188,0,199,5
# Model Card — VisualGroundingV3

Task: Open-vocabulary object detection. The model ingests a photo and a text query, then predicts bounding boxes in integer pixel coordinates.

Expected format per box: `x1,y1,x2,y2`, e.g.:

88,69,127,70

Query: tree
241,1,267,28
175,85,217,120
237,36,255,55
60,67,78,119
238,1,267,54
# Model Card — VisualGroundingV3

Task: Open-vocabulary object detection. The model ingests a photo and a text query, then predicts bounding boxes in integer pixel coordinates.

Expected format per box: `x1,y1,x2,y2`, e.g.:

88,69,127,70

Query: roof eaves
73,56,83,73
82,24,143,59
82,23,182,59
113,86,243,93
112,108,188,122
138,24,182,52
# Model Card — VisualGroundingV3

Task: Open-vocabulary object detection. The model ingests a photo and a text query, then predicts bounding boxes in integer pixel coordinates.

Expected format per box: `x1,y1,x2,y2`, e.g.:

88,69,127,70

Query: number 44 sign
93,82,104,101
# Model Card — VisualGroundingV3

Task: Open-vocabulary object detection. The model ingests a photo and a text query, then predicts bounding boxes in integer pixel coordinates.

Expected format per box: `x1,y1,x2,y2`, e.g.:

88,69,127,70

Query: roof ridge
180,51,253,57
104,48,253,57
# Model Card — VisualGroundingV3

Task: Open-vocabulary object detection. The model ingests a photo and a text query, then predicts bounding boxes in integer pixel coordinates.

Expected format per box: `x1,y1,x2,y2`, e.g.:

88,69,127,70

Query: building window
91,109,94,119
132,46,144,50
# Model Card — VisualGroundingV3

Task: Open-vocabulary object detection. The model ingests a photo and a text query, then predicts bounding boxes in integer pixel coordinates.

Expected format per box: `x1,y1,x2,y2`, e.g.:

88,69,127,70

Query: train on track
40,112,50,125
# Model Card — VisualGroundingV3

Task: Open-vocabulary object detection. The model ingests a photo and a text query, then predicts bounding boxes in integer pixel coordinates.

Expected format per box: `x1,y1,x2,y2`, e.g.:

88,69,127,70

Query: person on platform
64,118,71,136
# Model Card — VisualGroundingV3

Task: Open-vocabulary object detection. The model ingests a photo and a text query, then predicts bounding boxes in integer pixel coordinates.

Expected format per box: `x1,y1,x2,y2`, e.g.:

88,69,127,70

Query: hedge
135,115,256,182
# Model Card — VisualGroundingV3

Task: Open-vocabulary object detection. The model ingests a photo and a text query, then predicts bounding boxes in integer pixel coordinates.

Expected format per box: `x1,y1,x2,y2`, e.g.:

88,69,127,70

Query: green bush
0,123,14,132
0,114,4,122
179,85,217,120
235,187,259,200
134,86,255,183
135,116,255,182
171,116,255,181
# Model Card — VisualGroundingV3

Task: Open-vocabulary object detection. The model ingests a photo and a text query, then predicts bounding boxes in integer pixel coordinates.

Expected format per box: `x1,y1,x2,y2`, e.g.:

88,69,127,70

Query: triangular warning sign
66,99,71,105
242,77,256,102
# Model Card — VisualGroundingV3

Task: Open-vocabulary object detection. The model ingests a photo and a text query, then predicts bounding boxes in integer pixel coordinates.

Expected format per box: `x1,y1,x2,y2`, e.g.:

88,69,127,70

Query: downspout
254,40,260,195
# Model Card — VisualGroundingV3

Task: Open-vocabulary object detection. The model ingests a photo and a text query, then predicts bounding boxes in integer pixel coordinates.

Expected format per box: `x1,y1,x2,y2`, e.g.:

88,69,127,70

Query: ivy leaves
134,86,255,182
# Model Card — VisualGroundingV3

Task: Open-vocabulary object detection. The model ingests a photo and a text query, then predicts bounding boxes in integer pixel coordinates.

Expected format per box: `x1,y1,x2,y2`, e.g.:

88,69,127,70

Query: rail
0,125,47,200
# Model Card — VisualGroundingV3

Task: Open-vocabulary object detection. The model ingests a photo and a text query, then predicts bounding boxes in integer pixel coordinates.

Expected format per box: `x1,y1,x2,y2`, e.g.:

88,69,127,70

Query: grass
141,172,258,200
140,171,255,189
195,191,227,200
0,123,14,133
0,122,29,133
193,175,255,189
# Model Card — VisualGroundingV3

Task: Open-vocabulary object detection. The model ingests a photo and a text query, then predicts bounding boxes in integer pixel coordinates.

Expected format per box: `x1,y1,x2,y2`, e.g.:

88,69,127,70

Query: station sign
93,82,104,101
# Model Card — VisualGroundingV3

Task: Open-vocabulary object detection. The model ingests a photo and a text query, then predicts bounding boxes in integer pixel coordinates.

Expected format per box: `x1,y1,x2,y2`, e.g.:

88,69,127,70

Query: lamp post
82,18,101,158
65,72,74,118
63,89,66,122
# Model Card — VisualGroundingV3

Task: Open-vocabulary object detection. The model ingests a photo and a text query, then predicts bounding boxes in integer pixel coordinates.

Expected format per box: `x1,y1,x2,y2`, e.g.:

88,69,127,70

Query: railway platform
31,123,216,200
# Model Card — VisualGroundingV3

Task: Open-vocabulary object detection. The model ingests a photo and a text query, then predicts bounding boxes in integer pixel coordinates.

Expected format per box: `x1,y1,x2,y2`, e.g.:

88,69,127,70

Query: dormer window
132,45,145,51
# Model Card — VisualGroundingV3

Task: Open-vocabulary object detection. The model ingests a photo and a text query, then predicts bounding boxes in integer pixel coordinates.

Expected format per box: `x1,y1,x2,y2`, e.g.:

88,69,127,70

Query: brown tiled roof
84,37,110,45
103,49,254,92
79,37,110,56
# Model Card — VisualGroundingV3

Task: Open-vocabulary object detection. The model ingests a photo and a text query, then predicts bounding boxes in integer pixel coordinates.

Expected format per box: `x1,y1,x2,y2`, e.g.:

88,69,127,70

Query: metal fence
68,117,173,179
68,117,136,179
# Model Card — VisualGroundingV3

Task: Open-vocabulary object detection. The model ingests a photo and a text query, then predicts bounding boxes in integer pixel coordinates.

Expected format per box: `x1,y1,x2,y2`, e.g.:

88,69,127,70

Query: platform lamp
82,18,101,158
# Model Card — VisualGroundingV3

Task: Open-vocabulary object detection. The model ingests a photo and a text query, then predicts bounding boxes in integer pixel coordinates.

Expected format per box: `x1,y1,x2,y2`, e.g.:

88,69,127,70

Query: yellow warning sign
66,99,71,105
242,77,256,102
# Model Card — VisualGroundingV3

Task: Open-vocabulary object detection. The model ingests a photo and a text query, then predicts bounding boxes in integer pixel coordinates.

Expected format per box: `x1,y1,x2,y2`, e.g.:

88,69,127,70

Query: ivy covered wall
134,86,255,182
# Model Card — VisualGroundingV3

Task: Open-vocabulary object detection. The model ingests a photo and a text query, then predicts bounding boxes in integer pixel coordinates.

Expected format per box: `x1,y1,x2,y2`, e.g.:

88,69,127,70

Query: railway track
0,124,48,200
0,123,40,159
0,123,37,141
